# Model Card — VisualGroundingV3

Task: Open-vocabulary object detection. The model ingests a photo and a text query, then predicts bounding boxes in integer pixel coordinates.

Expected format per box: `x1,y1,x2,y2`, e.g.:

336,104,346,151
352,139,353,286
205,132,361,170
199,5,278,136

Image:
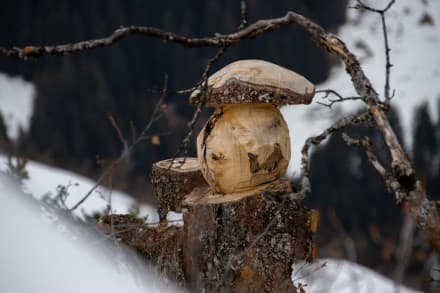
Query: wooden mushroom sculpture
100,61,318,291
191,59,315,195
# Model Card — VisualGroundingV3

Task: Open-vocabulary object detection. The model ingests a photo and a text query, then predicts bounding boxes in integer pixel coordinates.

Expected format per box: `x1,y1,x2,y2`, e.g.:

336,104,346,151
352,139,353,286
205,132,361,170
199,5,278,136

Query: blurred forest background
0,0,439,289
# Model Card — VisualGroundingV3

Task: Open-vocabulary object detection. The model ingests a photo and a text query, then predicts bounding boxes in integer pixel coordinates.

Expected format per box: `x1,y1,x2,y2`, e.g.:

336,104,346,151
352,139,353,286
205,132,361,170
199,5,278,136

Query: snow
0,1,436,291
0,72,35,140
283,0,440,176
0,155,421,292
0,1,438,177
292,259,420,293
0,155,159,223
166,211,184,227
0,173,179,293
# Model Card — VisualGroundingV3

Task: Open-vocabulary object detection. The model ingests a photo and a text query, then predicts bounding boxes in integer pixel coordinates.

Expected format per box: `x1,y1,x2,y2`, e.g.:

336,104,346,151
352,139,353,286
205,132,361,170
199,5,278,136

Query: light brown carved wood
189,59,315,106
197,104,291,194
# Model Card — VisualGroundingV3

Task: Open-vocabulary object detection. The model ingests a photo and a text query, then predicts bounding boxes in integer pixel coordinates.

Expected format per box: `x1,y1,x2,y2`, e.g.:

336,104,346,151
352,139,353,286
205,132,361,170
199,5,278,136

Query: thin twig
69,76,169,211
328,208,357,262
352,0,396,102
169,45,228,168
291,261,327,283
129,120,137,145
341,132,417,281
316,89,362,108
148,86,196,96
341,133,403,201
293,111,372,200
239,0,249,30
108,115,128,155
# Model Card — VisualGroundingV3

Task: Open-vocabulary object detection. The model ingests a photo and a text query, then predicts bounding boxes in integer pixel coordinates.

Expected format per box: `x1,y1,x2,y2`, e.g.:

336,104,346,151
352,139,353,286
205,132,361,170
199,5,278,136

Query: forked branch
316,89,362,108
294,111,372,200
351,0,395,101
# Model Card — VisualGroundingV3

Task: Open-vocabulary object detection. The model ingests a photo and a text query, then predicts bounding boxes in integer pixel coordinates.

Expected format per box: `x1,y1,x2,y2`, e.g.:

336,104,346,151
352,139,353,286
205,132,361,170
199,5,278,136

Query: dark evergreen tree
0,112,9,146
431,99,440,200
0,0,350,199
412,103,436,195
305,109,403,267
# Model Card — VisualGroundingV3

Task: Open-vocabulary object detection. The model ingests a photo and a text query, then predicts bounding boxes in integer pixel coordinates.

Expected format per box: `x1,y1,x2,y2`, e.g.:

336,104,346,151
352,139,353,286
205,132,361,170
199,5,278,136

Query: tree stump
100,178,316,292
151,157,207,222
183,180,314,292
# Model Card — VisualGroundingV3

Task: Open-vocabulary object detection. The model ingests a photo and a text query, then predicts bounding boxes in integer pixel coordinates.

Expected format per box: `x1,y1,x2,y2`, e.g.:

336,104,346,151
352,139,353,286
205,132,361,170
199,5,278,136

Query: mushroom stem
197,103,291,194
192,60,314,195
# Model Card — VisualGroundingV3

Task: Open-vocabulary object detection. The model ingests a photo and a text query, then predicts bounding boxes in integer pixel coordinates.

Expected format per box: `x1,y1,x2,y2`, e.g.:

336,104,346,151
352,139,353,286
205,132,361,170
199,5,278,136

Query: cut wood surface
151,157,207,221
184,179,294,205
189,59,315,106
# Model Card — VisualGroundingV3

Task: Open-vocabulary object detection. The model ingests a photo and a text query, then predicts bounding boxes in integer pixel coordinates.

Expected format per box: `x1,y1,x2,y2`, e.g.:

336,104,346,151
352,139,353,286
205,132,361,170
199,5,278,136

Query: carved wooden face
197,104,290,194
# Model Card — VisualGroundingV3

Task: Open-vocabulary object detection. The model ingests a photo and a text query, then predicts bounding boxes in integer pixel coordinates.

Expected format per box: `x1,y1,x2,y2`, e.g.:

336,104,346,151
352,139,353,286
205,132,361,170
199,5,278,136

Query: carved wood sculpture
191,59,315,195
100,60,318,292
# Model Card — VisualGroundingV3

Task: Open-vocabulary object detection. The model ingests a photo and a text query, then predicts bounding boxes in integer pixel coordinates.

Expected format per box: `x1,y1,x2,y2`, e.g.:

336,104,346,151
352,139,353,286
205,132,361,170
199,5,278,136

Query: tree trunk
100,178,315,292
151,157,207,222
183,180,314,292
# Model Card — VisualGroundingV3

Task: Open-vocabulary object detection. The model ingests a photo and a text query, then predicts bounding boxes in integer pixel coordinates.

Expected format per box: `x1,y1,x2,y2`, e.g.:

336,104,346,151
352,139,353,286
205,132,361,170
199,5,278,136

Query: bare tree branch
69,76,169,212
170,45,229,167
316,89,362,108
341,133,402,197
341,132,439,250
293,111,372,200
328,209,357,262
341,132,417,282
239,0,249,30
108,115,129,155
287,3,440,250
352,0,395,102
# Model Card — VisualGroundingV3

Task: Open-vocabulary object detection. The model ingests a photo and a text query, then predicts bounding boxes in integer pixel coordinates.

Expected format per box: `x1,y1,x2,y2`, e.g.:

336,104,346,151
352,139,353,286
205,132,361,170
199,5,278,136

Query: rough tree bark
101,168,316,292
151,157,207,222
2,0,438,280
183,181,314,292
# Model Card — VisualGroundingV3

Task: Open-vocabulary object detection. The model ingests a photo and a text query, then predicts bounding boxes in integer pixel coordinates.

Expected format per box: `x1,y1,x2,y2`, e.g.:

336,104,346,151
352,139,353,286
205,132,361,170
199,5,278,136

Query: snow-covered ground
0,155,159,222
292,259,420,293
0,173,179,293
283,0,440,175
0,72,34,140
0,161,420,292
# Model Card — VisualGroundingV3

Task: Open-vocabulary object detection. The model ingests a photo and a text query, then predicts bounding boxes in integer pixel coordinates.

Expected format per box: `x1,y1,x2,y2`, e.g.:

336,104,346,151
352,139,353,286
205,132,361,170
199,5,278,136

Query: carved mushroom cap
190,59,315,106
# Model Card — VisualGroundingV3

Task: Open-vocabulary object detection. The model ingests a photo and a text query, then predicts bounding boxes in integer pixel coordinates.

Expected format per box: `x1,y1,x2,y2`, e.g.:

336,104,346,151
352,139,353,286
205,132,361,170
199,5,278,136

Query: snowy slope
283,0,440,175
0,2,434,291
0,72,34,140
0,163,420,292
0,173,179,293
292,259,420,293
0,155,159,222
